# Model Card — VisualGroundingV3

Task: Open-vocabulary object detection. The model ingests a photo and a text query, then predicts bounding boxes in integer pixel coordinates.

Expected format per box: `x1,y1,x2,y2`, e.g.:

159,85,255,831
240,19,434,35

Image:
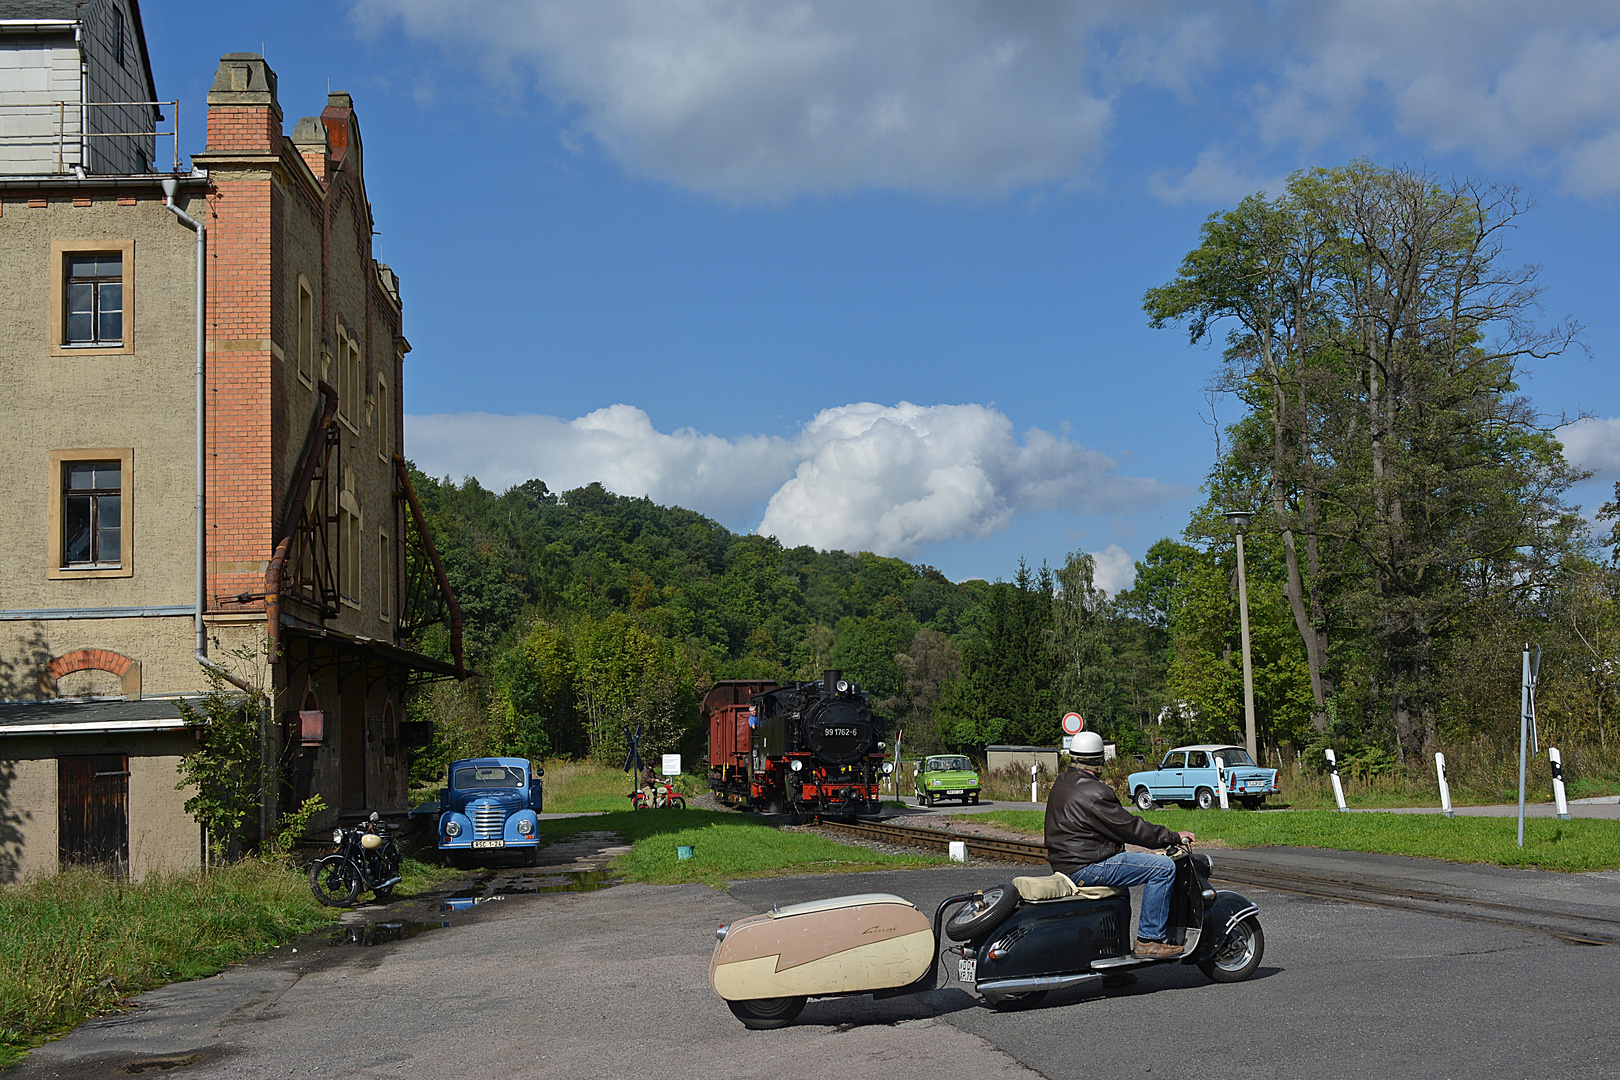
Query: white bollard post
1030,764,1038,805
1436,752,1454,818
1326,748,1348,812
1215,755,1230,810
1550,747,1572,821
948,840,967,863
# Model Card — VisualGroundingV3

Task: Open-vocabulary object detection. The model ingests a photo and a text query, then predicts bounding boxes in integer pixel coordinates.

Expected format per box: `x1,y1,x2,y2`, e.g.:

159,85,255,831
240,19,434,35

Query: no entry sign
1062,712,1085,735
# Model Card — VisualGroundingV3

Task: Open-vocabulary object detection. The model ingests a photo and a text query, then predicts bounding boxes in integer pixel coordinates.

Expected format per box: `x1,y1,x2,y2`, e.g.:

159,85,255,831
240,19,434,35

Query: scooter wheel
669,796,686,810
727,996,806,1029
944,884,1020,942
1199,916,1264,983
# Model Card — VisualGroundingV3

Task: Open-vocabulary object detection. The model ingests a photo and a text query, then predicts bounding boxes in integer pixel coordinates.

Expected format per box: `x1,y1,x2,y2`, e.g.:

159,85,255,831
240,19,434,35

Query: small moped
629,775,687,810
710,843,1261,1027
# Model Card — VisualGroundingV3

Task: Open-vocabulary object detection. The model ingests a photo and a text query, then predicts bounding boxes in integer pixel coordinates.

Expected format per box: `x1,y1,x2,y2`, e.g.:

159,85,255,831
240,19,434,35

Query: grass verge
965,809,1620,873
0,854,452,1067
538,809,945,886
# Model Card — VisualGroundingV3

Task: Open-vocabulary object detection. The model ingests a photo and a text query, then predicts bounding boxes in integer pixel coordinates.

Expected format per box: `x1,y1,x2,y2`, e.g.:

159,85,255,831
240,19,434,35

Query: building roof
0,696,200,736
0,1,83,20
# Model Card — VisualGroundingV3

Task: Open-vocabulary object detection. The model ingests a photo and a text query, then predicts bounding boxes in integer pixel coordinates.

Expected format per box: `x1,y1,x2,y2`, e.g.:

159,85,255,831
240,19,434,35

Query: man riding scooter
1046,731,1196,959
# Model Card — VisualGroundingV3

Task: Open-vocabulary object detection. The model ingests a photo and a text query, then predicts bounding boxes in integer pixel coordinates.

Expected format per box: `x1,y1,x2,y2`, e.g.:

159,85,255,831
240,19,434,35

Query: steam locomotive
706,671,893,818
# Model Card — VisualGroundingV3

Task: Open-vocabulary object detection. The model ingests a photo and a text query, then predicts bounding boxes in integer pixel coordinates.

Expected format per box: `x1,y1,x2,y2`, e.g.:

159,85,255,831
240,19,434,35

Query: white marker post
1325,748,1348,812
1436,752,1454,818
1030,764,1038,805
1215,755,1230,810
1550,747,1571,821
948,840,967,863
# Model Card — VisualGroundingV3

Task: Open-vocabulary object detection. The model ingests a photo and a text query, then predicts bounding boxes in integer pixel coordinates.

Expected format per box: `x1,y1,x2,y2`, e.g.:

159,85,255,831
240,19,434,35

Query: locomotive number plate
471,839,505,848
958,958,976,983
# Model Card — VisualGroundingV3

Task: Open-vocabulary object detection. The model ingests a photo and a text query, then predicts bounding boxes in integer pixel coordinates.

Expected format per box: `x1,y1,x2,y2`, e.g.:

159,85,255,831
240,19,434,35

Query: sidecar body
710,893,934,1002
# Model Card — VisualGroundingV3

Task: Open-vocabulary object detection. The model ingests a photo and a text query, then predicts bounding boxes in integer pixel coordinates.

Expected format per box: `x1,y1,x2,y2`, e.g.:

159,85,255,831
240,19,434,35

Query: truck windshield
453,766,526,789
926,757,971,772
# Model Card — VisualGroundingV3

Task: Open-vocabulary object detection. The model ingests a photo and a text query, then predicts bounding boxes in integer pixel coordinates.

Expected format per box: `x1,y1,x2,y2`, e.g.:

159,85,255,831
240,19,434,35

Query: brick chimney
320,92,361,177
290,116,330,185
206,53,282,153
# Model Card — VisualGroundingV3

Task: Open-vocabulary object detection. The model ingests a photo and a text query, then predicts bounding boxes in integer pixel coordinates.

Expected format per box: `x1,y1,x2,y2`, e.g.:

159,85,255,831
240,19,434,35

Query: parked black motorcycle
310,812,403,907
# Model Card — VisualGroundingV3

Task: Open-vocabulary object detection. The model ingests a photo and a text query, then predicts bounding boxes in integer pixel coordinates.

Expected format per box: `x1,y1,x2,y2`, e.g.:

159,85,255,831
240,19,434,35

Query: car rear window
1187,751,1209,768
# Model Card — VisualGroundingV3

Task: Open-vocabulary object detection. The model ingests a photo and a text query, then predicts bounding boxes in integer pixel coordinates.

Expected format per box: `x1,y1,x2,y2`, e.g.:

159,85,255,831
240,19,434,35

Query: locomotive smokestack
824,670,842,693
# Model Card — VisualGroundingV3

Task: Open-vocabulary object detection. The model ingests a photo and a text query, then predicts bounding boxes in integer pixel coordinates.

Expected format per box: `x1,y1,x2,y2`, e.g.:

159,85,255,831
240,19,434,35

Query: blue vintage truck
437,757,544,865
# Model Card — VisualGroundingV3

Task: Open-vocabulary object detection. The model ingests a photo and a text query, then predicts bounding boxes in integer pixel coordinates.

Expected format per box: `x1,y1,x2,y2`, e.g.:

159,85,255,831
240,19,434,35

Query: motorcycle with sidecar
709,843,1262,1027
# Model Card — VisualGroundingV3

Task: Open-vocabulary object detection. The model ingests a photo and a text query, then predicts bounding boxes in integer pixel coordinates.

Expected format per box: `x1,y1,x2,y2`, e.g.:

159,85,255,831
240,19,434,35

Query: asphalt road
15,844,1620,1080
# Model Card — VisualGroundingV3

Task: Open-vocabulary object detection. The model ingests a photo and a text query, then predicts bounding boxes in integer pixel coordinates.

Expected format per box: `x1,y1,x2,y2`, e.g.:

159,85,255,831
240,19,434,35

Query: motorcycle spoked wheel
727,995,806,1029
668,796,686,810
369,849,402,901
1198,916,1265,982
310,855,361,907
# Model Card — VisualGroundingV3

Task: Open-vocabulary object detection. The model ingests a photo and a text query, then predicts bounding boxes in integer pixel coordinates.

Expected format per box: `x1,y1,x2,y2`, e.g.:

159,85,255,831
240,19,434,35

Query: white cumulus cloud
406,401,1179,560
1090,544,1138,595
1558,417,1620,477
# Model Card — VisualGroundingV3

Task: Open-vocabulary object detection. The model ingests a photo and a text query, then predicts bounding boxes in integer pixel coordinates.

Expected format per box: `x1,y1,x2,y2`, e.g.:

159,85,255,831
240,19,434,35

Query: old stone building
0,9,462,883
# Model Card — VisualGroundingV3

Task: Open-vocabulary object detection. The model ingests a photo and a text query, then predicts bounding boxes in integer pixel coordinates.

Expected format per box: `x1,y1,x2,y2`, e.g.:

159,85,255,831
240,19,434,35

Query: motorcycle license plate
471,839,505,849
958,958,976,983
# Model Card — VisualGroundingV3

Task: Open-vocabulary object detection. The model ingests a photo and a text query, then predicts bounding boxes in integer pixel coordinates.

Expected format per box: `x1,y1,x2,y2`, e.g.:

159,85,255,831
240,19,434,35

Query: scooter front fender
1186,890,1259,965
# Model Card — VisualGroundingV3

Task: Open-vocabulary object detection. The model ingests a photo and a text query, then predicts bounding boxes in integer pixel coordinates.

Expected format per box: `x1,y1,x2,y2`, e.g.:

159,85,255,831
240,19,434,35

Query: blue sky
141,1,1620,588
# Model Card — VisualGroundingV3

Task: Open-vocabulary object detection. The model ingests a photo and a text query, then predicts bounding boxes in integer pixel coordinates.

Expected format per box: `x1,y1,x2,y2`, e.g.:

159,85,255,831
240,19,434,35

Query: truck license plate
946,790,963,795
471,839,505,849
958,958,976,983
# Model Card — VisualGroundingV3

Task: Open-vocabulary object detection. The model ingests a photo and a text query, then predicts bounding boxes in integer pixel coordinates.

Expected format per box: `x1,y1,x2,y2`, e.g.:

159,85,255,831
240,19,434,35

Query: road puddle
331,919,449,946
511,867,617,894
441,895,507,911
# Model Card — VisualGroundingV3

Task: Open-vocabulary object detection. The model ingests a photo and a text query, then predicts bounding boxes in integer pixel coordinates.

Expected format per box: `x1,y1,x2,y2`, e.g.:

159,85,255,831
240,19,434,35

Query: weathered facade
0,13,460,883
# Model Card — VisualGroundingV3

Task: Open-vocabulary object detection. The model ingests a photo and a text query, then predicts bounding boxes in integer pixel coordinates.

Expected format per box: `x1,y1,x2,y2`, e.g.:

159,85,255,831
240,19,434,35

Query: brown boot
1134,938,1184,959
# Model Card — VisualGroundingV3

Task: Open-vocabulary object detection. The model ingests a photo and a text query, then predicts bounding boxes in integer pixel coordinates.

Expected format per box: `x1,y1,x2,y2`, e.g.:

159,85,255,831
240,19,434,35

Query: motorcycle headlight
791,759,803,772
517,818,534,835
882,762,894,774
332,829,344,843
445,820,461,837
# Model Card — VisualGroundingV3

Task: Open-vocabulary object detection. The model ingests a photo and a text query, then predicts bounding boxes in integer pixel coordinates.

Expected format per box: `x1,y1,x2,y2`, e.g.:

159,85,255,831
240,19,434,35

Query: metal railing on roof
0,98,179,174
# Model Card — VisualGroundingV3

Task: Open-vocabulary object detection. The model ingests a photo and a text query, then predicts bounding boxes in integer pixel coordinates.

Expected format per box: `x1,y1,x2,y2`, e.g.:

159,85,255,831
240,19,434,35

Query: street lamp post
1226,511,1258,762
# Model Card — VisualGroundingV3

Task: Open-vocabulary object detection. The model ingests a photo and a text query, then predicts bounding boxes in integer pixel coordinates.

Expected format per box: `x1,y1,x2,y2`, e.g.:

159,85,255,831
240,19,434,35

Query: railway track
817,818,1620,947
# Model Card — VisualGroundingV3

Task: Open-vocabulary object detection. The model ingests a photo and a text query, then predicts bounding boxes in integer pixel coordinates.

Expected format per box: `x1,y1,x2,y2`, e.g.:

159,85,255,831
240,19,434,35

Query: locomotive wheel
944,885,1020,942
1199,917,1264,983
727,995,806,1029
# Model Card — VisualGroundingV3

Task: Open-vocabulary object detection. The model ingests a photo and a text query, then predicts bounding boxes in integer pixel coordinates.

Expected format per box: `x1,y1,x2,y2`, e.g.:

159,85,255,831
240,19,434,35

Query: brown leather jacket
1044,767,1180,876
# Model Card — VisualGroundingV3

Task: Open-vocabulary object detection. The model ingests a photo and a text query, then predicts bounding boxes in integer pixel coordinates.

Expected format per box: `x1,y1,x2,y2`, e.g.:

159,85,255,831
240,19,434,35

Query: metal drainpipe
162,177,253,696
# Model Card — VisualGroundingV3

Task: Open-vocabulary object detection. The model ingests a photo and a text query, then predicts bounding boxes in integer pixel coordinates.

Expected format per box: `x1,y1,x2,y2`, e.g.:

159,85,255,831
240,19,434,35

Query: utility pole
1226,511,1258,762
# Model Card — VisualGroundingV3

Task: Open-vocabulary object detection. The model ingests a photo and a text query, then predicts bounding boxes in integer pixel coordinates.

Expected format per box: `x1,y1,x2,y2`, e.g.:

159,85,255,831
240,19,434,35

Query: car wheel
727,996,806,1029
924,792,935,807
1134,788,1155,811
1194,787,1215,810
970,793,980,805
943,884,1021,942
1240,797,1264,811
1199,916,1265,983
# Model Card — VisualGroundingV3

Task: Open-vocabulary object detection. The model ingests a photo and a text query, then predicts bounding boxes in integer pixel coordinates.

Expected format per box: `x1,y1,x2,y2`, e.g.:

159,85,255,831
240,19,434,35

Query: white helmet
1072,731,1104,759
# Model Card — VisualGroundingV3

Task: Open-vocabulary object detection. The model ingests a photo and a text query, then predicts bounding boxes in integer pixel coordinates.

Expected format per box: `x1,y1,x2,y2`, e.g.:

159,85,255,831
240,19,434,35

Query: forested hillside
406,161,1620,787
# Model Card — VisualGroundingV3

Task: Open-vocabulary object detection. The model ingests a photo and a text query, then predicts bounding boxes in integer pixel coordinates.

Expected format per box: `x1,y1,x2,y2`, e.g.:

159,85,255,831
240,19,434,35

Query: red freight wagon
704,679,776,807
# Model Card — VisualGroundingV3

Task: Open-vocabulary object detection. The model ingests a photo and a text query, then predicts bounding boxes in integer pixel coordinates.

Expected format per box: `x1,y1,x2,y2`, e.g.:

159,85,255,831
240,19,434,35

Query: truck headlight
445,820,461,837
517,818,534,835
791,759,803,772
882,762,894,774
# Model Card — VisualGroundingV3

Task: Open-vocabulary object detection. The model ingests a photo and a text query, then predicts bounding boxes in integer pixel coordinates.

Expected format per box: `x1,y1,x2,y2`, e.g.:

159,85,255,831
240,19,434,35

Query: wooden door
58,754,129,875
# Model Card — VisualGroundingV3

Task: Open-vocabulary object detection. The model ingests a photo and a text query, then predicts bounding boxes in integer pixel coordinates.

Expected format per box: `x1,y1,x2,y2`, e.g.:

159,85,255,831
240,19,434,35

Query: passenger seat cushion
1013,872,1128,902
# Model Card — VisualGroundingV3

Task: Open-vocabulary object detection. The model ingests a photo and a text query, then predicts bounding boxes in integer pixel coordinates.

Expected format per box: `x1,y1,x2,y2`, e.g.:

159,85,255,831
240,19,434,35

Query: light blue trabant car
1127,745,1279,810
438,757,544,866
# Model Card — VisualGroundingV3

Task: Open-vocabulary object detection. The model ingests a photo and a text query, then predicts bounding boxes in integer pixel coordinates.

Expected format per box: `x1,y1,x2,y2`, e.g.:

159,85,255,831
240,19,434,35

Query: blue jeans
1068,851,1176,942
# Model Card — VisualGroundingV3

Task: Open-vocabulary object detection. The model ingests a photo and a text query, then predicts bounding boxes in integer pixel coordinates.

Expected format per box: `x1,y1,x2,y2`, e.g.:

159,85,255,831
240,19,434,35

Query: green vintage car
915,755,980,806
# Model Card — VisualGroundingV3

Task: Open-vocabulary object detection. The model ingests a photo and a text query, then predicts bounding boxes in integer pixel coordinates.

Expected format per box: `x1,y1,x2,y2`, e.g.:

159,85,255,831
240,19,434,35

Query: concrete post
1325,748,1348,811
1550,748,1571,821
1215,755,1230,810
1030,764,1038,805
1436,752,1454,817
